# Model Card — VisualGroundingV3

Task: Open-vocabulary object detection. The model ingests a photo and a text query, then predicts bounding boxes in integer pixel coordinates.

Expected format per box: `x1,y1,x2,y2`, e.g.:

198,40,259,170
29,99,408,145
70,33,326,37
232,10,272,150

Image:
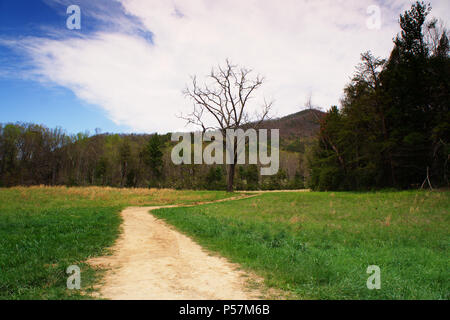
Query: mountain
260,108,325,139
257,108,325,153
257,108,324,154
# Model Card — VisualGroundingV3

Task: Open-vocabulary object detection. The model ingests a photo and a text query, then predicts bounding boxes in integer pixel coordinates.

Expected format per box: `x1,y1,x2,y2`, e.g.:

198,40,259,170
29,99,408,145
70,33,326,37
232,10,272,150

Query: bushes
205,167,226,190
318,167,343,191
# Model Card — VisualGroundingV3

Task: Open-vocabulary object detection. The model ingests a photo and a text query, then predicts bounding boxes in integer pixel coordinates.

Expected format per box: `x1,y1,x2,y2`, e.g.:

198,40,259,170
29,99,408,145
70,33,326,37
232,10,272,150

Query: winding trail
88,195,263,300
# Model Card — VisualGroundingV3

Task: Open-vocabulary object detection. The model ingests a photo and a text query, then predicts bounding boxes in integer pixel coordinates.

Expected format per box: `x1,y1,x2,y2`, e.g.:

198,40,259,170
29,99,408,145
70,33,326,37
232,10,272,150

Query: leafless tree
424,18,449,56
181,59,273,192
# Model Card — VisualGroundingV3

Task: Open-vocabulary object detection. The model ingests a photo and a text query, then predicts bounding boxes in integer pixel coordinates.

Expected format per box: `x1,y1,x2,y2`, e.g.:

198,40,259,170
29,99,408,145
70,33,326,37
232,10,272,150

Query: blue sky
0,0,449,134
0,0,137,134
0,78,130,134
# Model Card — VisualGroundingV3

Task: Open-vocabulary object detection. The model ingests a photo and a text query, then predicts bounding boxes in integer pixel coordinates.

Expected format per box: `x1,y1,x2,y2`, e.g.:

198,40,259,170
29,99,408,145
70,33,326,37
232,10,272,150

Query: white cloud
9,0,450,133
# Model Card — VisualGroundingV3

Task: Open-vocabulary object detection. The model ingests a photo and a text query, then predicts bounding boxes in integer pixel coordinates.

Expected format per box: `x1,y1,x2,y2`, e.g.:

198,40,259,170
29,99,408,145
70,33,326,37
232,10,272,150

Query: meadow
153,191,449,299
1,187,448,300
0,186,232,299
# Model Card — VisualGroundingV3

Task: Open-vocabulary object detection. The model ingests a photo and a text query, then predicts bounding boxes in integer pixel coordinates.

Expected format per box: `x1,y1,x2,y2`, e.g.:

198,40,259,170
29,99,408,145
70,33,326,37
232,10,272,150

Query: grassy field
0,186,233,300
153,191,449,299
1,187,448,300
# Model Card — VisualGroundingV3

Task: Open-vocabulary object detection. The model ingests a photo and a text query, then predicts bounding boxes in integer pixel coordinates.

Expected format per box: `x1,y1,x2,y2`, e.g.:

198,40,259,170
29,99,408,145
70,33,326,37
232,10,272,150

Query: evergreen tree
142,134,164,181
310,1,449,190
119,140,132,187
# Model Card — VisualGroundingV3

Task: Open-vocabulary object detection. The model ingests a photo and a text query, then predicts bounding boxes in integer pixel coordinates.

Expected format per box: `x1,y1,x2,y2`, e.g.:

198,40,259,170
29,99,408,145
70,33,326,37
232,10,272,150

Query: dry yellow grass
2,186,233,209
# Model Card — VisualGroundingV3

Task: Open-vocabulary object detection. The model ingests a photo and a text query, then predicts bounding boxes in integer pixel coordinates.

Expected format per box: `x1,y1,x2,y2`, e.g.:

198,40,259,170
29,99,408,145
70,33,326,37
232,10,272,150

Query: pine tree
143,134,164,180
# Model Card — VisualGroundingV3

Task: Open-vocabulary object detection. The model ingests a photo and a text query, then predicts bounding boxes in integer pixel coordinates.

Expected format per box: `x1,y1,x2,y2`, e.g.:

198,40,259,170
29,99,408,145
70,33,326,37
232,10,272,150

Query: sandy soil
238,189,310,193
88,196,263,300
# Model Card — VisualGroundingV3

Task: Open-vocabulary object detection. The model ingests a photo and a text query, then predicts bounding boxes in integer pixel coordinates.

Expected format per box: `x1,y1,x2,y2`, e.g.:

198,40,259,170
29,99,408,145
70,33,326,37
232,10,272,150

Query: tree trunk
379,111,396,187
227,163,236,192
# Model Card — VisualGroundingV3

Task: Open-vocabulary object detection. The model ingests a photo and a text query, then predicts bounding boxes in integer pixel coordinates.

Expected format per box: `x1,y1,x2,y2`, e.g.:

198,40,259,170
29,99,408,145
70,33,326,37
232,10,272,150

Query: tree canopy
309,2,449,190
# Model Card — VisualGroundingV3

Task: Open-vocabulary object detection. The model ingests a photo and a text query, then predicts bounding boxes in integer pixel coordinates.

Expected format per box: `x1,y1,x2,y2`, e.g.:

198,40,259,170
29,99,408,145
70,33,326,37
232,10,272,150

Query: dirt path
88,195,263,300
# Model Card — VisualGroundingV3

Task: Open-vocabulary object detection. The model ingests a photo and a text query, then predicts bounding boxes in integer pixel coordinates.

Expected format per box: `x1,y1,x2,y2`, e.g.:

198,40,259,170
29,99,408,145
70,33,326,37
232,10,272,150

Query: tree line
309,2,449,190
0,123,307,190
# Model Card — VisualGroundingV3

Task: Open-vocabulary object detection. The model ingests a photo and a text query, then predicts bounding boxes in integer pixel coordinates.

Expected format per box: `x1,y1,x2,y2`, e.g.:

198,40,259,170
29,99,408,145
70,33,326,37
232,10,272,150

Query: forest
309,2,449,190
0,122,310,190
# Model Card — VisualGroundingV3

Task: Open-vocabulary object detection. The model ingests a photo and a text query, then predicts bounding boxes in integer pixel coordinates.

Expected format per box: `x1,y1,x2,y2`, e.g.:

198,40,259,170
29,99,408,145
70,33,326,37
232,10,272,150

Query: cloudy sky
0,0,449,134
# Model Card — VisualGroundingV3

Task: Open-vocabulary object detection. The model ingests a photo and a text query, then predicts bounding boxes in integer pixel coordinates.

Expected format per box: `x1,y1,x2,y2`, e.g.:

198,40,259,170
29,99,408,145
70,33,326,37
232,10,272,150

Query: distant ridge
260,108,325,140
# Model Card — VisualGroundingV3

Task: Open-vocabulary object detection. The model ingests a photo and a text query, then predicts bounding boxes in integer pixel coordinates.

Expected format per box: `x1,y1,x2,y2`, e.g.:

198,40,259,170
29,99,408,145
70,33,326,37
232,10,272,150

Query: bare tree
424,18,449,56
181,59,273,192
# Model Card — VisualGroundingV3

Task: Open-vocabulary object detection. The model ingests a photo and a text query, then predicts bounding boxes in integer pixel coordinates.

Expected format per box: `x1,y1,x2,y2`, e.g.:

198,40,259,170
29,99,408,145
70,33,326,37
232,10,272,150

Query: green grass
152,191,450,299
0,186,233,300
